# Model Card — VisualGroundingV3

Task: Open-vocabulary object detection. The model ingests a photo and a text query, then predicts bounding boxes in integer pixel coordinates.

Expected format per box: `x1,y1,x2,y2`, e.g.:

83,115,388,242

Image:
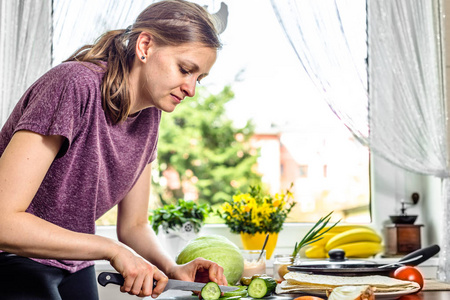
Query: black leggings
0,252,99,300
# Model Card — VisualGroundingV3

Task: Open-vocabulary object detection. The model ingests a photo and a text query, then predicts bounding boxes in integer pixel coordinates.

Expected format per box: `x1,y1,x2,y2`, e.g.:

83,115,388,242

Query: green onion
291,211,340,259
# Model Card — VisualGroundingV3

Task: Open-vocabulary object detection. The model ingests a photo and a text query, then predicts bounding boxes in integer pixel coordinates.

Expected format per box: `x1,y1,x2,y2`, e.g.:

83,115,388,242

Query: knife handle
98,272,157,289
398,244,440,266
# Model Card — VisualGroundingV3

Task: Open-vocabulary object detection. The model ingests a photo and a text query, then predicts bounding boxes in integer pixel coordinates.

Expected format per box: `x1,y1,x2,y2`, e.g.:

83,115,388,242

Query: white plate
276,286,421,299
373,287,421,299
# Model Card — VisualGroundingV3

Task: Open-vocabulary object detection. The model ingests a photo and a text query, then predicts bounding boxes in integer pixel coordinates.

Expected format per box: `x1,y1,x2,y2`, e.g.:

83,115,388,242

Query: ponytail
65,29,133,124
65,0,221,125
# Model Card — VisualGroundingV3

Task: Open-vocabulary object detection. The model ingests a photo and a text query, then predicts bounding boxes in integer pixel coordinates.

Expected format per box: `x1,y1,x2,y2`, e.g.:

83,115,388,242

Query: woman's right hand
109,246,168,298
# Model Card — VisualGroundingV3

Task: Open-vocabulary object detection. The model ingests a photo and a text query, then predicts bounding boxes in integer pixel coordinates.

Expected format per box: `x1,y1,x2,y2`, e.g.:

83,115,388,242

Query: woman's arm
117,164,227,291
116,163,173,295
0,130,115,259
0,131,156,295
117,164,176,269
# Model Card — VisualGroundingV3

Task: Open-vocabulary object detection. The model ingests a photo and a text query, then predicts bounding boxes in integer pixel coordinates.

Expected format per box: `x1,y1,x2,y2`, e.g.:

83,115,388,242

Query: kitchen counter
146,290,450,299
96,258,442,300
98,278,450,300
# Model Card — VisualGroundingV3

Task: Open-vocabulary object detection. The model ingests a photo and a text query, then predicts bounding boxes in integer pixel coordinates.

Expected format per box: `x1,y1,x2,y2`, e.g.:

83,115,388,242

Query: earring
141,55,146,60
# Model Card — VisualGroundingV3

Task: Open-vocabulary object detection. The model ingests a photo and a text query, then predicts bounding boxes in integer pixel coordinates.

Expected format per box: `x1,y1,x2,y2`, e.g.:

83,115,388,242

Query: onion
327,285,375,300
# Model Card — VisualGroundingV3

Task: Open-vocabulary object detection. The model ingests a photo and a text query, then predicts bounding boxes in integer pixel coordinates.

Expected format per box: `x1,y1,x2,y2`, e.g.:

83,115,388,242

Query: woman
0,0,225,299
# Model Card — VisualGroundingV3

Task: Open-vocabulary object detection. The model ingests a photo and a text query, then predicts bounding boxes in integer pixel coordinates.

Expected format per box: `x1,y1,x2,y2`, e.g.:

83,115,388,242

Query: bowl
389,215,417,224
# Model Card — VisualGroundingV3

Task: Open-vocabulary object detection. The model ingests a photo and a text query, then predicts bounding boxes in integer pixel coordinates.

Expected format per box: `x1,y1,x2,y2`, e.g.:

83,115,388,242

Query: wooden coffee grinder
386,193,423,255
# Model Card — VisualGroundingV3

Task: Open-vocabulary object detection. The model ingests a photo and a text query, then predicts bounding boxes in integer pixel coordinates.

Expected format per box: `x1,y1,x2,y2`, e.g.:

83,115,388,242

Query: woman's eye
179,67,190,75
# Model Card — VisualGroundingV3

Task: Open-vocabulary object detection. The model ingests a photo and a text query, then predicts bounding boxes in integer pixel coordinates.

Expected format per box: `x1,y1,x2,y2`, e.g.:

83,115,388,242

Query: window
150,0,370,224
52,0,370,226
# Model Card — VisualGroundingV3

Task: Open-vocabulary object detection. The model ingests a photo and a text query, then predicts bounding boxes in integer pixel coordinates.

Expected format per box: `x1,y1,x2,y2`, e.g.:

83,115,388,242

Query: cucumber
218,296,242,300
201,282,221,300
222,285,247,298
247,276,277,298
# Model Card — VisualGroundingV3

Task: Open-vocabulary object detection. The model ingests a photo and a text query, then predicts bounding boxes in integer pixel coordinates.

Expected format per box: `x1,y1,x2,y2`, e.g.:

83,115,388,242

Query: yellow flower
218,183,296,234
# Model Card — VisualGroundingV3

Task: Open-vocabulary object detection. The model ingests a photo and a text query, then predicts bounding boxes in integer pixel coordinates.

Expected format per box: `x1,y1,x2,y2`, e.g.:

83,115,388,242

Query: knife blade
98,272,238,293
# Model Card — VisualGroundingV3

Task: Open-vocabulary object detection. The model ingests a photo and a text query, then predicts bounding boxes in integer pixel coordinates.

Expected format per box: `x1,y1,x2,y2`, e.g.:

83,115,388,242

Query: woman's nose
181,78,196,98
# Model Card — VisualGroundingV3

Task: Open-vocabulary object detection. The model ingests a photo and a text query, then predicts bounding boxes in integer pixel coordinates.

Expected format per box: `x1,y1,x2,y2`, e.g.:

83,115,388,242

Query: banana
320,225,373,234
334,241,382,258
325,228,381,251
305,245,327,258
309,232,337,247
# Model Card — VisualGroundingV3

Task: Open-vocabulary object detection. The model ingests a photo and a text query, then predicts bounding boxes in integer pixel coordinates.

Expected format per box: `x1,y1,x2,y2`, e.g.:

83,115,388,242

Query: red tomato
398,295,422,300
393,266,424,291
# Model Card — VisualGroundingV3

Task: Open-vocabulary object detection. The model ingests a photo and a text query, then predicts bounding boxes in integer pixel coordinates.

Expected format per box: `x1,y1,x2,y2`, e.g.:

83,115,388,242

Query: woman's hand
167,257,227,286
109,245,168,298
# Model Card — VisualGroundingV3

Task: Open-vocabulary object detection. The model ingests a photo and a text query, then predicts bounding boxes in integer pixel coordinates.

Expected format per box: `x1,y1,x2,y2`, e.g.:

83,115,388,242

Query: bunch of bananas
304,225,383,258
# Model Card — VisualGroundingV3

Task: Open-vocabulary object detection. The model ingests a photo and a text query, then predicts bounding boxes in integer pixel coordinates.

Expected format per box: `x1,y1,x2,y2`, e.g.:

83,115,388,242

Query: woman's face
132,41,217,113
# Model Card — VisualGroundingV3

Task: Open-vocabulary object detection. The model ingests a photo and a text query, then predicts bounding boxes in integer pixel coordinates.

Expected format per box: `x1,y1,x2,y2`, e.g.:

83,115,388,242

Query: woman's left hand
167,257,227,286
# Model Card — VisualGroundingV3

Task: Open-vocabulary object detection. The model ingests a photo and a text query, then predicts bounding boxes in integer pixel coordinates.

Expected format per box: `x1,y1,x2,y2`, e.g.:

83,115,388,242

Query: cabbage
176,234,244,285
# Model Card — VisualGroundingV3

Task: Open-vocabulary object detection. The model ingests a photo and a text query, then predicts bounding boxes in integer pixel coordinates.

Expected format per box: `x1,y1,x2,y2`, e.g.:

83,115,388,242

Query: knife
98,272,238,293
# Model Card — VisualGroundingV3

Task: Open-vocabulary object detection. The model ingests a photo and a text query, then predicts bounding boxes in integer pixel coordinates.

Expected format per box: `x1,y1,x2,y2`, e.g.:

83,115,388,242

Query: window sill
95,225,439,279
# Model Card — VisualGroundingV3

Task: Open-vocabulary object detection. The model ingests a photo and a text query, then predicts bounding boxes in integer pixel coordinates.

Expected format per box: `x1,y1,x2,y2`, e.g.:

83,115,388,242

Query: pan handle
398,244,440,266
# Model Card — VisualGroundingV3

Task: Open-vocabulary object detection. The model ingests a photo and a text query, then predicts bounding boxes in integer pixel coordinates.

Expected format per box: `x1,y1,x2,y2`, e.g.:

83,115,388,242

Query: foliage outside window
151,86,263,219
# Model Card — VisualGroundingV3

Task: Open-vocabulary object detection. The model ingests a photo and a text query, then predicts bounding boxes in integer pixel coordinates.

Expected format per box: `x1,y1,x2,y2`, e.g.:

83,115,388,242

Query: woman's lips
171,94,182,104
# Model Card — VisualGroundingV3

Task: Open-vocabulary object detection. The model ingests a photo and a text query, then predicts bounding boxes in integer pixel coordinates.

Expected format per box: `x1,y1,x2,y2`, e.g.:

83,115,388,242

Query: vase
158,221,198,259
240,232,278,259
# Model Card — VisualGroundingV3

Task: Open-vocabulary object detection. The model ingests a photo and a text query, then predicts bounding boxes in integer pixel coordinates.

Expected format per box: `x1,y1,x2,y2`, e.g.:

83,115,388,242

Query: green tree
153,86,262,209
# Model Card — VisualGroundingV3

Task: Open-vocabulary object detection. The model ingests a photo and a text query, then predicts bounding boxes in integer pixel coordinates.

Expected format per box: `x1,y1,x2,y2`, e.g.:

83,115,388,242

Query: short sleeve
14,63,100,157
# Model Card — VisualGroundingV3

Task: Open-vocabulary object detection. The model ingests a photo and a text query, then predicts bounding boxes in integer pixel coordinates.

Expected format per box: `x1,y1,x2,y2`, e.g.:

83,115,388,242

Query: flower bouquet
218,184,296,258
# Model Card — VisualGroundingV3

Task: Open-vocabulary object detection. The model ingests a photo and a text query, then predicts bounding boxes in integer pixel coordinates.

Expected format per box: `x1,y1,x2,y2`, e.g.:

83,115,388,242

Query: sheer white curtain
270,0,450,281
52,0,153,66
0,0,52,126
0,0,153,126
2,0,227,94
269,0,369,141
52,0,227,65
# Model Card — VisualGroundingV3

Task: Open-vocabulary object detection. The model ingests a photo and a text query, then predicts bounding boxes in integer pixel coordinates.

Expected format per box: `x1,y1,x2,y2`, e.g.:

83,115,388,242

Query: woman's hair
65,0,222,124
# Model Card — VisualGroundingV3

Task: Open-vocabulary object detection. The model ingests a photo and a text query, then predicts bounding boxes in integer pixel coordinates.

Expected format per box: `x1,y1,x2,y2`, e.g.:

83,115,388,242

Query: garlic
327,285,375,300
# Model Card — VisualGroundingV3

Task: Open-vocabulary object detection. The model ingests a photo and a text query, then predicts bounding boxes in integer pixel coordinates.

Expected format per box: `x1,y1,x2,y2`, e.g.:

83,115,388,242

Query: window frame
96,153,442,257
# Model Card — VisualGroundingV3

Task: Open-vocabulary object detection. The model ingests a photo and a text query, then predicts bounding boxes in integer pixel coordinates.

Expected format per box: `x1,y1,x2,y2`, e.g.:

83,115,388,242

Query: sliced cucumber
222,285,247,298
218,296,242,300
201,282,221,300
247,276,277,299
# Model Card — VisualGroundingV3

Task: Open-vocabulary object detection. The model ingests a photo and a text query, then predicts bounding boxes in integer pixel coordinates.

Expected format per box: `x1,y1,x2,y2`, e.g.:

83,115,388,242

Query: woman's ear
136,32,153,62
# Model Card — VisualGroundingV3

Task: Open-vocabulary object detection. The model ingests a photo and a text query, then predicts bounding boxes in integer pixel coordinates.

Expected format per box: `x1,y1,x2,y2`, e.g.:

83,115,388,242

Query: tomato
393,266,424,291
398,295,422,300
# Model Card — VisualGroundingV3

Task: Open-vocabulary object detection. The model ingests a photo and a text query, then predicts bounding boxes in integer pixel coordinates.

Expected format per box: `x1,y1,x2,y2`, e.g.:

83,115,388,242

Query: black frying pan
287,244,440,276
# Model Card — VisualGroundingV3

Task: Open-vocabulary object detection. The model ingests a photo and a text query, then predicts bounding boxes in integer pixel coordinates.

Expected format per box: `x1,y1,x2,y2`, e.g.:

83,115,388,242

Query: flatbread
276,272,420,294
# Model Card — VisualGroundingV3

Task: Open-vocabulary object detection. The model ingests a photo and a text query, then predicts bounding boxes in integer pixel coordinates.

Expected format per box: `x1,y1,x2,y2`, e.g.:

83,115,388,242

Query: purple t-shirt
0,61,161,272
